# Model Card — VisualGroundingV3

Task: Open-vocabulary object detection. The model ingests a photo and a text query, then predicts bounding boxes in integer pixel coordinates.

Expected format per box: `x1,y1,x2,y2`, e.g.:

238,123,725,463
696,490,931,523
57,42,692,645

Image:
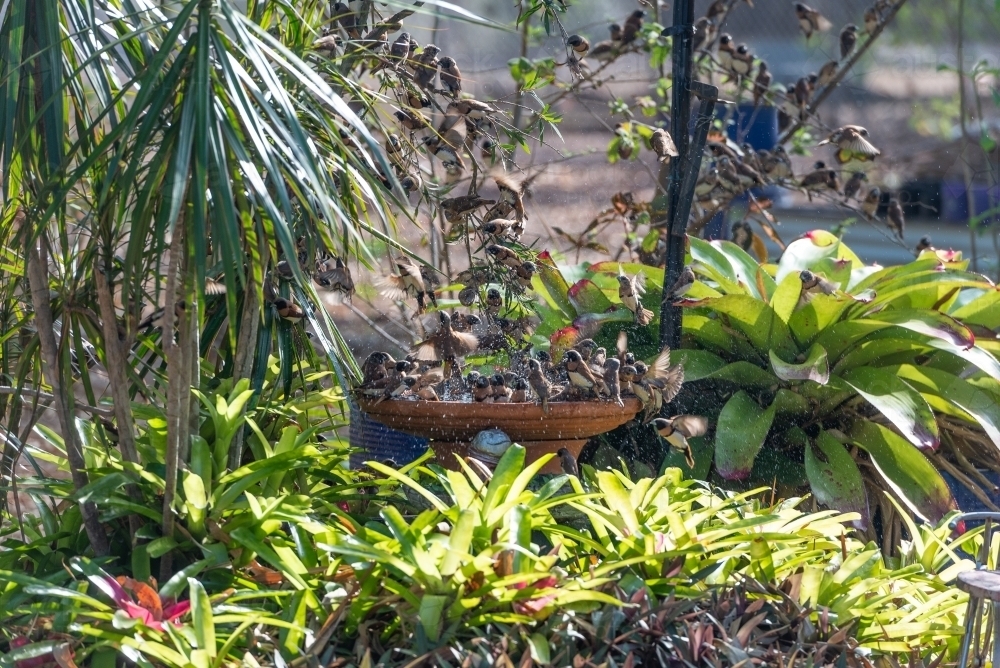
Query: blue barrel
348,402,429,469
725,104,779,152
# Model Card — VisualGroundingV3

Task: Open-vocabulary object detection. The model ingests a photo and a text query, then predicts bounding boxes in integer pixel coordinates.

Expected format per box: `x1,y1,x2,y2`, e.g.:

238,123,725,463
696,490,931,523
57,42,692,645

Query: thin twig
0,387,113,417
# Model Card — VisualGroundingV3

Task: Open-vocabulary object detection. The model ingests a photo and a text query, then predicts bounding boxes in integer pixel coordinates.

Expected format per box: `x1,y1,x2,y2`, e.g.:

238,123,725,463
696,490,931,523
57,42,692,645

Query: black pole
658,0,695,350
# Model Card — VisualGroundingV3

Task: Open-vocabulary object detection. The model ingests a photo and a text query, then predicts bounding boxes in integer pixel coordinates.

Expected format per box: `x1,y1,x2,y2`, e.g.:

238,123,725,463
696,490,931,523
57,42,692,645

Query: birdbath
357,397,642,474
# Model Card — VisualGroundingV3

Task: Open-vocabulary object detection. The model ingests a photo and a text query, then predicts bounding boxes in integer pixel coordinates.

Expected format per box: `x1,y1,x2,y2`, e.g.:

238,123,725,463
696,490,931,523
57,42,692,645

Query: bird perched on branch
588,24,622,62
650,128,679,164
438,56,462,97
486,244,523,269
915,236,933,254
886,198,905,240
843,171,867,202
840,24,859,59
567,34,589,59
861,187,881,219
413,44,440,88
621,10,645,44
274,298,305,323
753,61,772,106
799,163,841,200
395,107,429,133
717,33,735,72
692,17,717,52
653,416,708,469
440,195,495,223
817,60,838,87
666,265,695,301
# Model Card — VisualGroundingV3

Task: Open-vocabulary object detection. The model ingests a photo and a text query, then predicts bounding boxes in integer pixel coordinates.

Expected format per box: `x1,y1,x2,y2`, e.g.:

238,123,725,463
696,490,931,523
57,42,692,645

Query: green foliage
2,450,979,666
527,234,1000,530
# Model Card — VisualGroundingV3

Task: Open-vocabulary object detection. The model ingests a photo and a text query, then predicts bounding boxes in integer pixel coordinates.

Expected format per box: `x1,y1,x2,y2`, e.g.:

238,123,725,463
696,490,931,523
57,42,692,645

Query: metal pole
659,0,695,350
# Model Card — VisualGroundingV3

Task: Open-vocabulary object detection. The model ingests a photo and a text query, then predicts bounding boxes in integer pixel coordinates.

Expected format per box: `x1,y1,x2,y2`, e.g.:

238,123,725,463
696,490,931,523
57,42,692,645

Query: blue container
941,181,1000,225
348,402,429,469
725,104,779,152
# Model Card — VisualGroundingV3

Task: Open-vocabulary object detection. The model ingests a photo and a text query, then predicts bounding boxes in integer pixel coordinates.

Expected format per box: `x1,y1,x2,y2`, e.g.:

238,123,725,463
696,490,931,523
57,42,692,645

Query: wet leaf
715,391,776,480
841,367,939,450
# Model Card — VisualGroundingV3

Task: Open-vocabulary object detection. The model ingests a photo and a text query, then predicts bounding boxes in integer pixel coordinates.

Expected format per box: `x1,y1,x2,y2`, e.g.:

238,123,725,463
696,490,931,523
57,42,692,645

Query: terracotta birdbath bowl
357,397,643,474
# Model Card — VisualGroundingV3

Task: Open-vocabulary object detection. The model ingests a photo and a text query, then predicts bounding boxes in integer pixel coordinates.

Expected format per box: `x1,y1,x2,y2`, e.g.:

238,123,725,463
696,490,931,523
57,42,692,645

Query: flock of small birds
356,329,712,467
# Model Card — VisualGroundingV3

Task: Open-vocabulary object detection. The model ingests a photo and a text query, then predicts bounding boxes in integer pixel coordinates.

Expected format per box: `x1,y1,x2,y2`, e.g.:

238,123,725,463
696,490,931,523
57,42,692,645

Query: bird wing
673,415,709,438
205,278,227,295
419,368,445,387
377,274,411,301
815,13,833,31
658,365,685,404
414,340,440,361
453,331,479,356
633,272,647,296
648,347,672,380
842,133,881,158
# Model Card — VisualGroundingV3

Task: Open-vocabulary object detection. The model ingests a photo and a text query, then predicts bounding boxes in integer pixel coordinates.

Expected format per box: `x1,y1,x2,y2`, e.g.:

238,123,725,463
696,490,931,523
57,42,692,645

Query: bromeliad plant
524,232,1000,538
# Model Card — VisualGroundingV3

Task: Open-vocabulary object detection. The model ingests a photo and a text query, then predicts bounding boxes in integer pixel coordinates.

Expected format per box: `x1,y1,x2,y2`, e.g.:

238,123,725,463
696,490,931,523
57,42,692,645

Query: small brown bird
843,171,867,201
448,98,495,121
588,25,620,63
706,0,727,20
417,385,440,401
796,3,833,40
440,195,495,223
763,145,793,180
646,347,685,406
650,128,679,164
567,34,590,59
861,187,881,219
666,265,695,301
331,3,359,39
915,236,933,253
527,358,553,414
621,10,645,44
565,349,606,397
491,374,512,403
653,416,709,469
886,198,905,240
486,244,523,269
510,377,529,403
864,7,879,35
413,44,441,88
414,312,478,363
574,339,598,362
799,163,841,200
799,269,839,295
492,173,527,224
731,220,753,250
794,74,816,119
717,33,735,72
753,61,772,106
314,256,355,300
692,17,717,52
473,375,493,402
400,173,422,194
716,156,744,193
389,32,411,67
514,261,537,288
603,358,624,407
731,44,754,79
380,256,428,310
394,108,429,132
817,60,838,87
840,24,858,59
481,218,517,238
313,33,339,57
274,298,305,323
617,266,653,326
485,287,503,315
451,312,481,333
557,447,579,477
361,351,394,385
438,56,462,97
406,91,431,109
374,375,417,406
818,125,880,164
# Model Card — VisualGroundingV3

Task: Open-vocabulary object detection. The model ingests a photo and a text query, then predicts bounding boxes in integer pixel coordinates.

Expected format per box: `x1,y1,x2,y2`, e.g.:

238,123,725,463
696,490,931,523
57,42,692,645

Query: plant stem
511,5,530,131
25,223,109,557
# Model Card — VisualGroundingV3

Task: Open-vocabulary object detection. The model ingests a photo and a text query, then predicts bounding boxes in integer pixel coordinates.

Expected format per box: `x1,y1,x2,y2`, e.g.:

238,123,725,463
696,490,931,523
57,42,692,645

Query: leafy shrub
1,445,978,666
529,234,1000,529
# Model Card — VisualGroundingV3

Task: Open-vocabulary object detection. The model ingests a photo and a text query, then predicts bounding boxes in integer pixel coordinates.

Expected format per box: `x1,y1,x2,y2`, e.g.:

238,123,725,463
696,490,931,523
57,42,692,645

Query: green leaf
840,367,939,450
770,271,802,323
527,633,551,665
189,578,216,658
770,344,829,385
714,391,777,480
483,444,526,519
848,421,956,522
672,349,727,381
595,471,640,534
889,365,1000,454
775,232,861,281
418,595,448,642
566,279,614,315
805,430,868,528
714,240,777,299
692,294,797,359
